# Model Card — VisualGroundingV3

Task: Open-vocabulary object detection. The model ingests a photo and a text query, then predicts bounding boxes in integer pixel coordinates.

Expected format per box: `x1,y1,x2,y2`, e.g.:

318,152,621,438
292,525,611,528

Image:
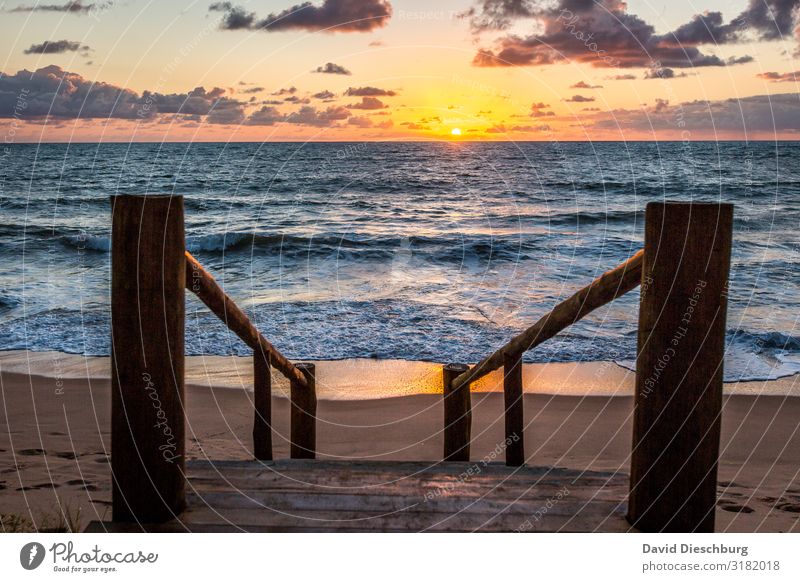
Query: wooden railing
442,249,644,464
439,202,733,533
109,194,318,524
110,194,733,533
184,252,314,461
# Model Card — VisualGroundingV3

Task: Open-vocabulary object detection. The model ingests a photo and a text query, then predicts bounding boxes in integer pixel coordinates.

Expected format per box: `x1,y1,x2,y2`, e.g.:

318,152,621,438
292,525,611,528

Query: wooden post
503,352,525,466
628,202,733,533
443,363,471,461
253,349,272,461
290,363,317,459
111,194,186,523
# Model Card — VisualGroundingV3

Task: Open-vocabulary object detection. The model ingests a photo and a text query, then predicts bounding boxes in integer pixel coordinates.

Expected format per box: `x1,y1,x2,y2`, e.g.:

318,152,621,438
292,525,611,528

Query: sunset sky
1,0,799,141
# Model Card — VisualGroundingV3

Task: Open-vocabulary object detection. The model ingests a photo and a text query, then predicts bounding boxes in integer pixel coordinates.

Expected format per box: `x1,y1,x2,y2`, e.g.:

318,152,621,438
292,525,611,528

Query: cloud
0,65,247,123
570,80,602,89
7,0,98,13
757,70,799,82
467,0,798,69
668,0,800,44
643,67,688,79
605,74,636,80
245,105,284,125
314,62,351,75
312,90,336,100
239,86,264,94
284,104,350,126
284,95,311,104
587,92,800,135
209,0,392,33
652,98,670,113
347,96,387,109
564,94,595,102
348,115,392,128
344,86,397,96
510,124,550,132
272,86,297,95
23,40,90,55
401,121,429,130
530,101,554,117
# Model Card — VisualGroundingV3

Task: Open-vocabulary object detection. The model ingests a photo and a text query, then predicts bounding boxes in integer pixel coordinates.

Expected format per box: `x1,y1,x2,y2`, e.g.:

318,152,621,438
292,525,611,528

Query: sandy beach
1,351,799,532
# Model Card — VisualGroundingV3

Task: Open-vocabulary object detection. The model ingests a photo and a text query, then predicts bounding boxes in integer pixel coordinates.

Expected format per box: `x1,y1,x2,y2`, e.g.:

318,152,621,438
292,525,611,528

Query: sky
0,0,799,141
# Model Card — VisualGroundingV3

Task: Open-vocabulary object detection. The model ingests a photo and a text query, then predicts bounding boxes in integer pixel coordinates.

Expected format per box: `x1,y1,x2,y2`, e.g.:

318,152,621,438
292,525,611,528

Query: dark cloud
209,0,392,33
669,0,800,44
245,105,284,125
588,92,800,135
284,104,351,126
284,95,311,104
530,101,554,117
757,70,799,82
272,86,297,95
7,1,98,13
347,96,387,110
468,0,799,69
344,86,397,96
0,65,247,123
401,121,429,130
643,67,688,79
564,94,594,102
312,90,336,100
239,86,264,94
652,98,670,113
570,80,602,89
727,55,755,65
606,74,636,80
23,40,90,55
314,62,351,75
348,115,392,128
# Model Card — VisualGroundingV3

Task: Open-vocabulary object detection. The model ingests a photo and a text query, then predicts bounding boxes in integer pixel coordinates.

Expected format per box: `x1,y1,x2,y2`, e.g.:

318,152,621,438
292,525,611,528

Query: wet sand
1,352,799,532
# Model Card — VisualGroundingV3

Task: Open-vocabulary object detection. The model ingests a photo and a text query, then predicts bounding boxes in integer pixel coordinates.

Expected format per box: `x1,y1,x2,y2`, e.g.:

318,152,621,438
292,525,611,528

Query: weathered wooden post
503,352,525,466
290,362,317,459
628,202,733,532
253,349,272,461
443,363,471,461
111,194,186,522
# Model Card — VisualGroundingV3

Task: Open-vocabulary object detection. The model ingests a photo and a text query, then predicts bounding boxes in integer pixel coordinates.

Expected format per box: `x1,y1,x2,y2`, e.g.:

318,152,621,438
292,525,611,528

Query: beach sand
1,351,799,532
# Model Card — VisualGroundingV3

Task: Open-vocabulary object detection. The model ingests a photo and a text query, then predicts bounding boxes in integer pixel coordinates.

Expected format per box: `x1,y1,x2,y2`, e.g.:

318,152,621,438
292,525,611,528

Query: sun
451,128,462,136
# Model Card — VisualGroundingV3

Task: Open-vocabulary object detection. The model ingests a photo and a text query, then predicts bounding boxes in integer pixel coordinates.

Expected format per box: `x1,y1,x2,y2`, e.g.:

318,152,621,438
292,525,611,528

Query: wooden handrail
184,251,308,389
451,249,644,390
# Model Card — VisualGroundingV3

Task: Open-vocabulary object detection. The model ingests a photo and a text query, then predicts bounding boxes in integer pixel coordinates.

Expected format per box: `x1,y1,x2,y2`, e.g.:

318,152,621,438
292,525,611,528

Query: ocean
1,141,798,384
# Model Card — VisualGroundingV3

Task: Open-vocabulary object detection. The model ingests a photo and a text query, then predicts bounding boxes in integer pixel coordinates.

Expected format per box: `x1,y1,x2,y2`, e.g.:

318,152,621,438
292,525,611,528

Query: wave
616,329,800,382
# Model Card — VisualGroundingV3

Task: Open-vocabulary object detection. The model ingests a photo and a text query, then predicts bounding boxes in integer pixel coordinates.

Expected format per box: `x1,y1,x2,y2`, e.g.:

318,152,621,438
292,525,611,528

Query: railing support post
111,194,186,523
443,363,471,461
628,202,733,532
503,352,525,466
253,350,272,461
290,363,317,459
